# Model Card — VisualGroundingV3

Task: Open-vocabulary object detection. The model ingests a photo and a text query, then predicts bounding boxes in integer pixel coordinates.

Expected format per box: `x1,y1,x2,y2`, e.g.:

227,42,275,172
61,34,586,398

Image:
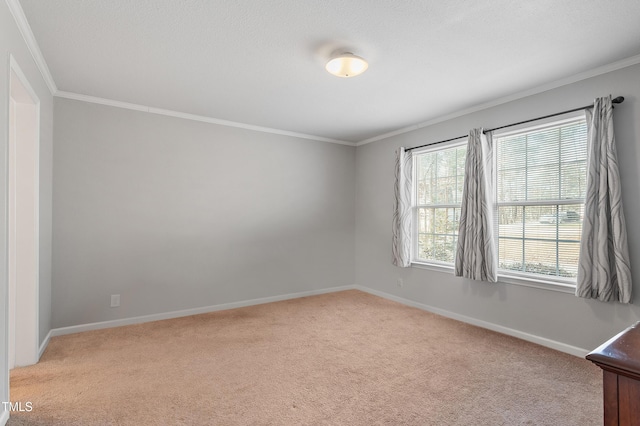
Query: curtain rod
405,96,624,152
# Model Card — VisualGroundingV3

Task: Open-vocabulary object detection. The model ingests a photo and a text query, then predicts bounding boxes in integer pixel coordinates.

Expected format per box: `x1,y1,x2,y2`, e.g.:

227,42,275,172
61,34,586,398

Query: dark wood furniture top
587,322,640,426
587,322,640,381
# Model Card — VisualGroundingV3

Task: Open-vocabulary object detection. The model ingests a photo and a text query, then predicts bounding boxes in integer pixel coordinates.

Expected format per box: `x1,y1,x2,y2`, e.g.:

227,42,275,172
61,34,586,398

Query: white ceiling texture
18,0,640,144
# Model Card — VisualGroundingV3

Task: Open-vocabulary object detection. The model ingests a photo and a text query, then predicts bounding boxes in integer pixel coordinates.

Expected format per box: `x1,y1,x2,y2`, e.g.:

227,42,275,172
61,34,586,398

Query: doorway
8,56,40,368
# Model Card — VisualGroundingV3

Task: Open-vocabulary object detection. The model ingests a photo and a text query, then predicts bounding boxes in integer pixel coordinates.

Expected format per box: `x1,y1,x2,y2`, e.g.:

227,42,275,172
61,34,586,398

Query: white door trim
7,55,40,368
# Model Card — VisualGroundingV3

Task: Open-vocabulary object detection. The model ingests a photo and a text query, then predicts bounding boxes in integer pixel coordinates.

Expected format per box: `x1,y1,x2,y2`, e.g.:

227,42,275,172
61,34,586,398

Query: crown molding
56,91,148,112
55,91,356,146
147,106,355,145
357,53,640,146
6,0,57,94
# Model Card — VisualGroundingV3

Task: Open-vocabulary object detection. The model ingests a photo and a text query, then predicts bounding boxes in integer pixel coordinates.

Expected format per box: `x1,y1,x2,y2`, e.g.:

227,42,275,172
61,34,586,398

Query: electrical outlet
110,294,120,308
397,278,404,288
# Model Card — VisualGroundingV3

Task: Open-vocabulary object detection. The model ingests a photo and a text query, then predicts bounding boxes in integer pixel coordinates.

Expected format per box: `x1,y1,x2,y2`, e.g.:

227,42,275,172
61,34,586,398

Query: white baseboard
50,285,357,338
0,409,9,426
43,284,585,358
38,330,52,360
354,285,589,358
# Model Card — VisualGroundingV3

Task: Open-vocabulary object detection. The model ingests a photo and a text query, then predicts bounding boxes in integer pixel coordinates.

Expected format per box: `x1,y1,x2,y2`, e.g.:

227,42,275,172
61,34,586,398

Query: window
412,141,466,264
495,115,587,281
411,112,588,285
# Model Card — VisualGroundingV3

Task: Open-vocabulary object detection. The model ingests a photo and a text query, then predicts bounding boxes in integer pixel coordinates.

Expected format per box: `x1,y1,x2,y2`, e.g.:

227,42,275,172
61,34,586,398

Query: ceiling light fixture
325,52,368,78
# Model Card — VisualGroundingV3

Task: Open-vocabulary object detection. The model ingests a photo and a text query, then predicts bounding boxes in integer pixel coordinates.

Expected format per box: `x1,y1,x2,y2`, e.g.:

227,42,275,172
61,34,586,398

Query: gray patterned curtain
392,147,412,267
455,129,497,282
576,96,632,303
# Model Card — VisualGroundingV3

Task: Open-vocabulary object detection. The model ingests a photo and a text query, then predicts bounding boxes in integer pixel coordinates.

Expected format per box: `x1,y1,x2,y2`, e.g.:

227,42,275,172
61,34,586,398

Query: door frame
7,54,40,368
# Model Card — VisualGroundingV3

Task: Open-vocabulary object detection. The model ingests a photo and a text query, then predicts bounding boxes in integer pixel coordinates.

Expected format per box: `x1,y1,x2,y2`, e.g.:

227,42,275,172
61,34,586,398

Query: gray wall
1,0,53,409
53,98,356,328
355,63,640,352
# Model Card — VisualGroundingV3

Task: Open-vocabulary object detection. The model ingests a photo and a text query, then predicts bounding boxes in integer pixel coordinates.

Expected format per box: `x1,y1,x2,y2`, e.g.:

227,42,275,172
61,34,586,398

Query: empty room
2,1,640,425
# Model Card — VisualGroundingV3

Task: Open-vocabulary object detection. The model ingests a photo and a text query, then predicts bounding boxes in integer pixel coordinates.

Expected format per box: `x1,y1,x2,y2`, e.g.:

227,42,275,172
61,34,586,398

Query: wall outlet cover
110,294,120,308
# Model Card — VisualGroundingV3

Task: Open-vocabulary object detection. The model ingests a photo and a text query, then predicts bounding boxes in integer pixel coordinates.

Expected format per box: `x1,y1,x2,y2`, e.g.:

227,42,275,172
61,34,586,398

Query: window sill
410,261,576,294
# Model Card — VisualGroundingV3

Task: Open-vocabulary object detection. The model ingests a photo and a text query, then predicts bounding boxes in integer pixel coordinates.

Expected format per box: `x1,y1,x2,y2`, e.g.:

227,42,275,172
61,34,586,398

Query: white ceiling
18,0,640,143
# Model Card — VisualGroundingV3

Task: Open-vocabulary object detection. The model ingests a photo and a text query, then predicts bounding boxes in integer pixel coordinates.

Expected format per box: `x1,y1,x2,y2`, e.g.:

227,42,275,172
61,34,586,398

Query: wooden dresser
587,322,640,426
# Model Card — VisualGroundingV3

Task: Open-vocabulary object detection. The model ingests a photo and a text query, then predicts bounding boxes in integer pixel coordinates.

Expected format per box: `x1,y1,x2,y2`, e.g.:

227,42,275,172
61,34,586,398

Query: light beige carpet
9,290,602,425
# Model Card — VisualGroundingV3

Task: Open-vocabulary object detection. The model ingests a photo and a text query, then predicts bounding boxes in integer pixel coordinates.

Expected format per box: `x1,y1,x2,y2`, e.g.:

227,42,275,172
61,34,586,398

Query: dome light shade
325,53,368,78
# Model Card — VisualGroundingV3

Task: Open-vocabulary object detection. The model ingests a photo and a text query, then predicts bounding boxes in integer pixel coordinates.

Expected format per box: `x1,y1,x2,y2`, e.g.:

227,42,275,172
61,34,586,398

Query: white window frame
410,138,467,268
410,111,587,294
492,111,587,290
